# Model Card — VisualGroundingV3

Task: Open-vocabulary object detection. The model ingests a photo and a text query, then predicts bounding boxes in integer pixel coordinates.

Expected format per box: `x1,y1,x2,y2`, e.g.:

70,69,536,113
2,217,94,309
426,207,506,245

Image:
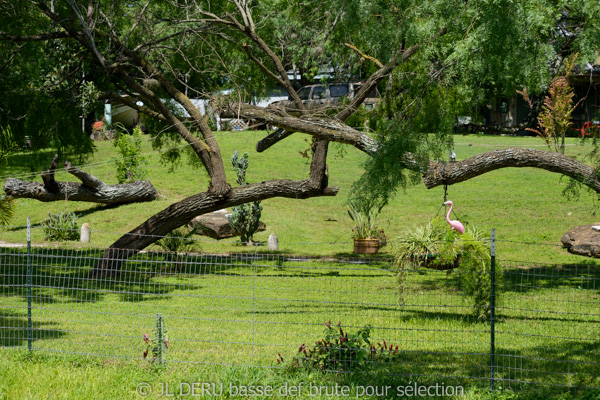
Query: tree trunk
91,180,338,276
3,155,158,205
422,148,600,193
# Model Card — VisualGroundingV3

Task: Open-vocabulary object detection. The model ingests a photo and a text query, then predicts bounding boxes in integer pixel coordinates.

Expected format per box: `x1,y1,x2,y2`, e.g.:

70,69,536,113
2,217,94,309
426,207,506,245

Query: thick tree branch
422,148,600,193
221,103,379,155
91,179,338,276
256,41,425,153
64,161,104,188
40,154,60,193
256,128,294,152
4,158,158,204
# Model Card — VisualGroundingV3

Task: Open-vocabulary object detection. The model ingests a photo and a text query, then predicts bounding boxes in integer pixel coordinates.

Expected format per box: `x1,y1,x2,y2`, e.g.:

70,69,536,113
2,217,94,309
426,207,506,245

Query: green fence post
27,217,32,351
490,228,496,391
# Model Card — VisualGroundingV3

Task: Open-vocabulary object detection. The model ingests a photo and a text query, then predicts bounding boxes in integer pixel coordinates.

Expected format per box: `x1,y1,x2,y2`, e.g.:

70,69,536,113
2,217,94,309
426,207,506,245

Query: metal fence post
490,228,496,391
27,217,32,351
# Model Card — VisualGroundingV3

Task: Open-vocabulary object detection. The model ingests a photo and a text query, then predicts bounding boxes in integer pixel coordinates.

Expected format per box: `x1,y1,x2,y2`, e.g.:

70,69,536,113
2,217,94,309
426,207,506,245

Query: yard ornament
443,201,465,234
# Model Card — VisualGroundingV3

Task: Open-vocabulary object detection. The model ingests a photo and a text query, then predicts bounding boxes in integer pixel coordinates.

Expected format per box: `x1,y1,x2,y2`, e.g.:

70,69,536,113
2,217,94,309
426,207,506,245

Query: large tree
1,0,599,275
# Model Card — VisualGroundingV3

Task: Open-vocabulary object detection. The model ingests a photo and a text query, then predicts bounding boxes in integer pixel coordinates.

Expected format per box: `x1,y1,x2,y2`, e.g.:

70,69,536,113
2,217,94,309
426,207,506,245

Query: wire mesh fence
0,225,599,391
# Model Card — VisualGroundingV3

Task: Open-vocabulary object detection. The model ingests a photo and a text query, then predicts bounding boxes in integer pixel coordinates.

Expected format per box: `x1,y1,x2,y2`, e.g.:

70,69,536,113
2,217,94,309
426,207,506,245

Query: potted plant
348,199,387,254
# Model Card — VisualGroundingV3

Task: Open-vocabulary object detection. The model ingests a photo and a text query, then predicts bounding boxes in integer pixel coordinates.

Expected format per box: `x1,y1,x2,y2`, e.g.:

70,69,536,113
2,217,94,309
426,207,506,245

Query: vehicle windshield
329,84,349,98
296,87,311,100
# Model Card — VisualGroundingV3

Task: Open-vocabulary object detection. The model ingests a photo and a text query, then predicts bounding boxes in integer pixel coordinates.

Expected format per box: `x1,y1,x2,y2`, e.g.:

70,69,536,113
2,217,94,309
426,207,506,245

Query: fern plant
0,195,14,227
0,125,17,226
394,218,501,320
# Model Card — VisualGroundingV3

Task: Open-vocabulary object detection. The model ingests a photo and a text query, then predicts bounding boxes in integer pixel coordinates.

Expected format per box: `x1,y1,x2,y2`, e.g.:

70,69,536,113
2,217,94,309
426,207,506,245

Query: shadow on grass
491,339,600,389
277,337,599,395
0,248,397,307
0,247,203,304
501,263,600,294
0,149,57,180
0,309,66,347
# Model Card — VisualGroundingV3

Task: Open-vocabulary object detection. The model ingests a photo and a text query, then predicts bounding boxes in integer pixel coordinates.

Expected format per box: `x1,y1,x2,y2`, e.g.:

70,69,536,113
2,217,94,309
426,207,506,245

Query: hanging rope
441,163,448,215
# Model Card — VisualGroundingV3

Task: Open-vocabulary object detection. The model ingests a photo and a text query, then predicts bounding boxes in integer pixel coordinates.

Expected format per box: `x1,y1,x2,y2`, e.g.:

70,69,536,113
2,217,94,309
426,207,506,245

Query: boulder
561,224,600,257
188,212,266,239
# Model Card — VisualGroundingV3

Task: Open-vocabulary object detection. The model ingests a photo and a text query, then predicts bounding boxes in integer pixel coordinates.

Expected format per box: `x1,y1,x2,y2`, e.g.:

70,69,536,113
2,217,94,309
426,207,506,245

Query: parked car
268,82,379,116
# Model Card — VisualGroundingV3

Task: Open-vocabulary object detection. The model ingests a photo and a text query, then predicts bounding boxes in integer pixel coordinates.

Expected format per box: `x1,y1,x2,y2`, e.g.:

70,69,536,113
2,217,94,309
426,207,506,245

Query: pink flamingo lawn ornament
443,201,465,234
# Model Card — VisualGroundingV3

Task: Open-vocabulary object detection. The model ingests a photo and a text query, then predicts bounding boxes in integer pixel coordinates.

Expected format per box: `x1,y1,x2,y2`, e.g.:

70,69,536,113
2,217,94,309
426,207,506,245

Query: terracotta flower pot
353,238,380,254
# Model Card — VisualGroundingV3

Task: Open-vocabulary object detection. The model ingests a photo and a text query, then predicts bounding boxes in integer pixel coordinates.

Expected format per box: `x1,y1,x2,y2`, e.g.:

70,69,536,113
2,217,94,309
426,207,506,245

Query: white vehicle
268,82,379,116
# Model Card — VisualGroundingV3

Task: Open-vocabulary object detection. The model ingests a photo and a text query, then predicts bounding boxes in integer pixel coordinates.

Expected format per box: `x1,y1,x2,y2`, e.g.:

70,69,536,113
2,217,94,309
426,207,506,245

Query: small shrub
519,53,581,154
42,211,79,241
155,228,199,270
113,125,148,183
156,228,197,253
281,322,400,373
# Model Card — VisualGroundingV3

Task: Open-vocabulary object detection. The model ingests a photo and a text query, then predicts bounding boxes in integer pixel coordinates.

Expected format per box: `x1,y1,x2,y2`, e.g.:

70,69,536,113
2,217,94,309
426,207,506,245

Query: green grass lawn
1,132,600,265
1,246,599,399
1,133,600,399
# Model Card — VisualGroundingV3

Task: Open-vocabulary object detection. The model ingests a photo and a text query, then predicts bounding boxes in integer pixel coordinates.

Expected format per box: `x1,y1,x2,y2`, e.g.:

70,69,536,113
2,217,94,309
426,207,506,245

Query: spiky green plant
228,151,263,245
42,211,79,241
156,228,197,253
143,314,168,365
347,198,386,240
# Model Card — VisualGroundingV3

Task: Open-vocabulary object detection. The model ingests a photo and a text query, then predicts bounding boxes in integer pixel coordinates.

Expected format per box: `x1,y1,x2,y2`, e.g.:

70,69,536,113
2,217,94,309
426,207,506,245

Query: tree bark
221,103,380,155
91,180,338,276
4,157,158,205
422,148,600,193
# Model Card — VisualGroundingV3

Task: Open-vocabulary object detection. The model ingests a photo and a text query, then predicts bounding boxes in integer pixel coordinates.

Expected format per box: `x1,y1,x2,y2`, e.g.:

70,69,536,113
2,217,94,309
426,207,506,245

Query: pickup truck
268,82,379,116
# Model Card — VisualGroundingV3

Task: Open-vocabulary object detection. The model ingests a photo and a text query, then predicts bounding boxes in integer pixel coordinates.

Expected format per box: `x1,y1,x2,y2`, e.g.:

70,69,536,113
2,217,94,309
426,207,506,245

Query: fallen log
3,154,158,205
